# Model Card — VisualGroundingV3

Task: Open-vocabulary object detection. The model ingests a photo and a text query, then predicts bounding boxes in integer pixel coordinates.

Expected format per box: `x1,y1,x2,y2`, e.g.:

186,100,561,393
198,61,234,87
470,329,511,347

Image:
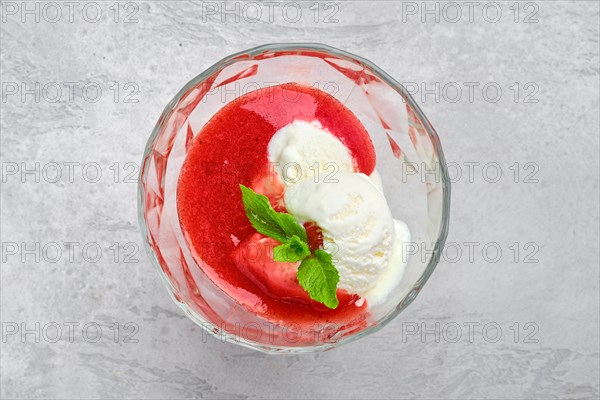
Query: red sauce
177,84,376,336
303,222,324,251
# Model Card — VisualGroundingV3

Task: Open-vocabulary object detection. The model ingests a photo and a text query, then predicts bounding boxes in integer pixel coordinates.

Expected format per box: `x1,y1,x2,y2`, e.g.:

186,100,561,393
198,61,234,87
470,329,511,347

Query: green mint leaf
273,235,311,263
275,213,308,243
239,184,307,243
297,249,339,309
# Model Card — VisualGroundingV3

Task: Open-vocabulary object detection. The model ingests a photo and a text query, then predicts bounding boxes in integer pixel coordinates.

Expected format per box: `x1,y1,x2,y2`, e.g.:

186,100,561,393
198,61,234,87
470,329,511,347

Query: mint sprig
239,184,339,308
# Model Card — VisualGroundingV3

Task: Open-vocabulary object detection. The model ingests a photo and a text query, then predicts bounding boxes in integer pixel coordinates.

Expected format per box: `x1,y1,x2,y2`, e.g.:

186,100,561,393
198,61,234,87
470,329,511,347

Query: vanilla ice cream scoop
284,172,397,297
268,120,355,186
267,120,410,306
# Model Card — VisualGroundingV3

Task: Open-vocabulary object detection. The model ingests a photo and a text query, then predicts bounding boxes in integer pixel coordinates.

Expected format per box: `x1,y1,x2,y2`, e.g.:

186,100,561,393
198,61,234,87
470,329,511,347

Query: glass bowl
138,43,450,353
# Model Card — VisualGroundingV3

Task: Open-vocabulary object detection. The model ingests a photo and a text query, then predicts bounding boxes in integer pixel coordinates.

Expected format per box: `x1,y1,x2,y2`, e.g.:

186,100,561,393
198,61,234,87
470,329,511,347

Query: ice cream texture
268,120,410,305
268,120,355,186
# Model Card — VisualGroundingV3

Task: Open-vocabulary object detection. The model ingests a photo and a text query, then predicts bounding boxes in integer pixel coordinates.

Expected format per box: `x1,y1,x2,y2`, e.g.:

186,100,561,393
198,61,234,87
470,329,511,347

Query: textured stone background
1,1,599,399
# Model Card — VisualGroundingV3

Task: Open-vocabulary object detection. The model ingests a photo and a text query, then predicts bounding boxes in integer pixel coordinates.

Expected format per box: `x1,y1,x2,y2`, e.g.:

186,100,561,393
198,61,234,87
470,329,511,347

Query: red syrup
177,83,376,339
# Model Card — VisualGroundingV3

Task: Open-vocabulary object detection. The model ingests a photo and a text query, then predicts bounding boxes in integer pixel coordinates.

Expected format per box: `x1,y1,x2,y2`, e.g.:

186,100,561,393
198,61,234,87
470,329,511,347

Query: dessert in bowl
139,44,450,353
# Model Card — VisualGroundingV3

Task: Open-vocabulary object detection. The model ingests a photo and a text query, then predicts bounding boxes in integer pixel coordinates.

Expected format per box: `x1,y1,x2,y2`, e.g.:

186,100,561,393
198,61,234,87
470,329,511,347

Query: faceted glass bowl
138,43,450,353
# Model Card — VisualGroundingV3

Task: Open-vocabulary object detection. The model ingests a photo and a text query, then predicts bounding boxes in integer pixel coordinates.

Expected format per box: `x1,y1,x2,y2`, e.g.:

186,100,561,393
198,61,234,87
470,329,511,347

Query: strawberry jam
177,83,376,335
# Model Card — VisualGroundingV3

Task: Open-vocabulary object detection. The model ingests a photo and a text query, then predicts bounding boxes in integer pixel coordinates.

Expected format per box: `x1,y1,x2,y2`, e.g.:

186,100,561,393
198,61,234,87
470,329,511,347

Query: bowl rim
138,42,451,353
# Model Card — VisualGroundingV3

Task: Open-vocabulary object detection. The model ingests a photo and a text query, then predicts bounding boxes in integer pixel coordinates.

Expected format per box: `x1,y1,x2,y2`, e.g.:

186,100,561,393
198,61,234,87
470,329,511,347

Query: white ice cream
268,120,354,186
267,120,410,306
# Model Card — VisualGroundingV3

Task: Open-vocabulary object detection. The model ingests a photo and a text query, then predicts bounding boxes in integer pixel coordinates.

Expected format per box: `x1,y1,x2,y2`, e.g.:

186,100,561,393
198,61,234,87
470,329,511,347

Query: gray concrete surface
1,1,599,399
